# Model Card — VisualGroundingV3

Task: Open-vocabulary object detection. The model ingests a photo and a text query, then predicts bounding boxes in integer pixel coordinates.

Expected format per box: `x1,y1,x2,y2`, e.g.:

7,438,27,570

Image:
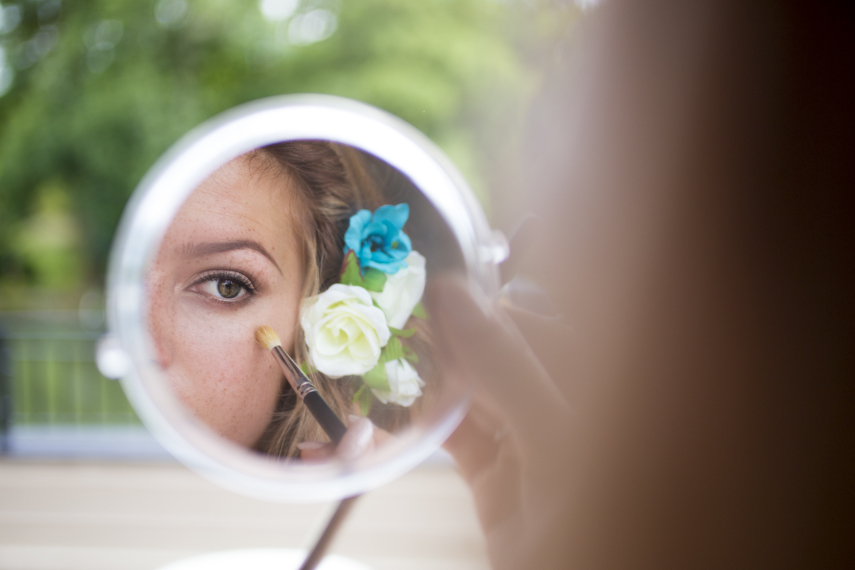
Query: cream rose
369,251,426,329
301,284,391,378
371,359,425,407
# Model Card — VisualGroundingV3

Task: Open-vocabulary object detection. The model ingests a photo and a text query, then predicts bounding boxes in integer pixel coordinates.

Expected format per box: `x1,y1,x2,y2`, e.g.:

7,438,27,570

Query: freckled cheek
184,325,278,400
145,271,176,368
157,278,302,446
165,317,283,445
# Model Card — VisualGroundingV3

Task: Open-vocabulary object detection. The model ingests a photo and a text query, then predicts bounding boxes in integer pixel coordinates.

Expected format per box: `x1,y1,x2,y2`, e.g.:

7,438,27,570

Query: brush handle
303,391,347,445
270,346,348,445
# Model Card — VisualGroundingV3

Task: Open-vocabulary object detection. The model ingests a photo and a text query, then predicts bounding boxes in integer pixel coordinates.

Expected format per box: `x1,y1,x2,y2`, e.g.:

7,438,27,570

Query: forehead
170,153,300,246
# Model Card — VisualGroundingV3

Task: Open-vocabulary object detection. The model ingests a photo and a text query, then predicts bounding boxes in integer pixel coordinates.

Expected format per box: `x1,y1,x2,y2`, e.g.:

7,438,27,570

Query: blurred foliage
0,0,576,308
11,180,83,289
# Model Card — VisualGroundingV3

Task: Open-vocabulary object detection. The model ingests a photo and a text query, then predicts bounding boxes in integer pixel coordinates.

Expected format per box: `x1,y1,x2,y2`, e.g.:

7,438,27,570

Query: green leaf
358,390,373,416
403,346,419,364
362,267,387,292
299,361,315,376
340,250,364,287
341,252,388,293
352,384,365,403
382,336,406,362
389,326,416,338
352,384,373,416
411,301,428,319
363,360,390,392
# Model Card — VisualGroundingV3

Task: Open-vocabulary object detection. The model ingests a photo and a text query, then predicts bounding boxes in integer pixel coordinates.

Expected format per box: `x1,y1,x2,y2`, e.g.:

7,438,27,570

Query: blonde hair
251,141,434,458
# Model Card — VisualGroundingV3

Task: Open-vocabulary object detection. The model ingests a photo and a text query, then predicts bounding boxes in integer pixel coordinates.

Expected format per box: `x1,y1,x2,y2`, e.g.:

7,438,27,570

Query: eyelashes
187,269,258,305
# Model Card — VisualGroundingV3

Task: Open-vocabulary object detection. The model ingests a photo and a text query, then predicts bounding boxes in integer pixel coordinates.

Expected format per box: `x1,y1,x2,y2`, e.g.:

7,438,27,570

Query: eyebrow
180,240,282,274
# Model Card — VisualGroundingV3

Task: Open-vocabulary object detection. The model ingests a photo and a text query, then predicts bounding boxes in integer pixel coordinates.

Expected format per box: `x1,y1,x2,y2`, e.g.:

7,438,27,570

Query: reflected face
147,154,304,447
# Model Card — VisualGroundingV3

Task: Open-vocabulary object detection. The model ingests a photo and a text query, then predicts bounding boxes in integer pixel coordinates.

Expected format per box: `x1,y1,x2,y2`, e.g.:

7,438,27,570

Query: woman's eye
192,274,253,302
216,279,243,299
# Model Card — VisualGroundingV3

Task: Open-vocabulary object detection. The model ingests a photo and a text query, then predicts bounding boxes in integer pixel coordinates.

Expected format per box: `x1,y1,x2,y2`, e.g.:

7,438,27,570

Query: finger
298,440,334,461
336,415,375,461
427,276,572,445
443,401,505,484
500,304,582,406
498,274,558,319
500,213,544,284
370,423,393,447
468,432,523,535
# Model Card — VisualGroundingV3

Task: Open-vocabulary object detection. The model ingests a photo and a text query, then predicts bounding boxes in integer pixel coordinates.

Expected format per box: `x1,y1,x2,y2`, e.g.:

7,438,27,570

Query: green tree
0,0,575,306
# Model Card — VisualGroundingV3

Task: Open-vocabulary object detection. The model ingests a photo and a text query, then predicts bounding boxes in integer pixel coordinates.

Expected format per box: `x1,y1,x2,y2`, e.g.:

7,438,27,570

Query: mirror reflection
146,141,461,460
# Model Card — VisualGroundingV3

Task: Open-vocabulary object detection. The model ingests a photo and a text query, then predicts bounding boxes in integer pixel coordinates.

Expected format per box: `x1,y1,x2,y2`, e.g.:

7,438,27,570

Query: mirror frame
101,94,503,503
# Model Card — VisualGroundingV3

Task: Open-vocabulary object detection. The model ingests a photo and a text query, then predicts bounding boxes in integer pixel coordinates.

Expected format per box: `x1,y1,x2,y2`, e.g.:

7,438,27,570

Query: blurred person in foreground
428,1,854,568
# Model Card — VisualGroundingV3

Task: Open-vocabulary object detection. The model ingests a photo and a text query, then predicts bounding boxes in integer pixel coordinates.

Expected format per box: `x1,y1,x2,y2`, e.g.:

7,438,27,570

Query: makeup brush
255,326,347,445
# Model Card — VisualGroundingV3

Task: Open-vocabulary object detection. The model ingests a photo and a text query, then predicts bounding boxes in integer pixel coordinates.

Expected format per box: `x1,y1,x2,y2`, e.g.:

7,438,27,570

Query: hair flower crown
300,204,427,412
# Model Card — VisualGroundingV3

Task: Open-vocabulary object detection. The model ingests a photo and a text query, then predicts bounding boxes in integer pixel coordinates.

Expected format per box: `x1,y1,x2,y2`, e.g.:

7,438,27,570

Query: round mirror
98,95,503,503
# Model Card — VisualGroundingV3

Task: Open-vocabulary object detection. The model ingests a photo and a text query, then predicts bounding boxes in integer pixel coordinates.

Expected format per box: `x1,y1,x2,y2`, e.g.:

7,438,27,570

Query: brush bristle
255,326,281,350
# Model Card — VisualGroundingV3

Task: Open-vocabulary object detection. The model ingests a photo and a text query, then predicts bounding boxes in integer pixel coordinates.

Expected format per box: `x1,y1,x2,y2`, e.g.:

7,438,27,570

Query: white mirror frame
100,94,503,503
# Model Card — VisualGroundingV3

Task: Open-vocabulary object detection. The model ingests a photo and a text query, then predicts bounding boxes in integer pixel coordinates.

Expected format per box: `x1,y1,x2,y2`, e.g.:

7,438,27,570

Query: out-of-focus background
0,0,584,568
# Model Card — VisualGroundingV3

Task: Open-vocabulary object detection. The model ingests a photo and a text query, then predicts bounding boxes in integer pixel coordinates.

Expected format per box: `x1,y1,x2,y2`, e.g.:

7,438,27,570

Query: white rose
371,359,425,407
370,251,426,329
301,284,391,378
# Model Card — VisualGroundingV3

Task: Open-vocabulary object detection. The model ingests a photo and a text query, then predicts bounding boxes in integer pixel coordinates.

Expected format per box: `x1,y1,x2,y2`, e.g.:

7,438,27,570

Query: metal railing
0,312,140,453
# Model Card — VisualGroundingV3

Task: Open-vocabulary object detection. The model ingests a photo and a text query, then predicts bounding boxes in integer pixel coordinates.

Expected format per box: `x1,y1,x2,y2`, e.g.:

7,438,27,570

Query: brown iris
217,279,242,299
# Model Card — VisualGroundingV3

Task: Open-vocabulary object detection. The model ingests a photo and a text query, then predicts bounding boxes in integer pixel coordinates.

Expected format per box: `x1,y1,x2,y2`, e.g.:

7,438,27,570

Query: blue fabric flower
344,204,412,274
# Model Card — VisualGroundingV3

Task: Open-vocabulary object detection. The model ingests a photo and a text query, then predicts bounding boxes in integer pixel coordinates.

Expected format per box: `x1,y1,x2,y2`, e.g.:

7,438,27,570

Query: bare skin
147,154,304,448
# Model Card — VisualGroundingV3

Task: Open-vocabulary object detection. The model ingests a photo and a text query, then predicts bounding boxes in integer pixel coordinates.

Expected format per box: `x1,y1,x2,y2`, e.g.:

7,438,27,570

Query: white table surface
0,459,489,570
